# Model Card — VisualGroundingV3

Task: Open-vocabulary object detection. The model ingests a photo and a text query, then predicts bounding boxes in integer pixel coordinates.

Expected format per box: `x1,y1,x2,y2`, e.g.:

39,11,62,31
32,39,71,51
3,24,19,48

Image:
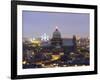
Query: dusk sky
22,11,90,39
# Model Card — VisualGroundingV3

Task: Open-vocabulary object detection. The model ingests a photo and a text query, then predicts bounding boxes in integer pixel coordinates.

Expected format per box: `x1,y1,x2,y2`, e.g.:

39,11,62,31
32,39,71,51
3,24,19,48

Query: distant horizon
22,11,90,39
23,35,89,41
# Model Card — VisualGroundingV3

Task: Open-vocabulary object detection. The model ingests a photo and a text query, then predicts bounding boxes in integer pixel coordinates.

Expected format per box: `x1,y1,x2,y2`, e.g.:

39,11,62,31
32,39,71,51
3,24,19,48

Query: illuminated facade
41,33,49,41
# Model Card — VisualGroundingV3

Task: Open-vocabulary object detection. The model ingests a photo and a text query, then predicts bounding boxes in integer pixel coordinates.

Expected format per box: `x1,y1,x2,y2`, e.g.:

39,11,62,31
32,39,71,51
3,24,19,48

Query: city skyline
22,11,90,39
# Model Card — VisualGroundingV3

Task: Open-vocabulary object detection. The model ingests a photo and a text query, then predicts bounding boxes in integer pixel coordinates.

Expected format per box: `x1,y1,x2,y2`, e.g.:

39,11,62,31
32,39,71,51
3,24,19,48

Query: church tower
73,35,77,52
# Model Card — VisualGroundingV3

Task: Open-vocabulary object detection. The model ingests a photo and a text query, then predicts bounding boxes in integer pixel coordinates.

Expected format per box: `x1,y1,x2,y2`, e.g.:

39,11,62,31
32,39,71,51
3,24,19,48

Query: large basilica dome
52,27,61,39
51,26,62,46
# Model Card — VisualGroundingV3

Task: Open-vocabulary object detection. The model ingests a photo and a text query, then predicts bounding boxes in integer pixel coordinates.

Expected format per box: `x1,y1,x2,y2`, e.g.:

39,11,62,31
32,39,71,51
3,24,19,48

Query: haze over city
22,11,90,69
22,11,90,39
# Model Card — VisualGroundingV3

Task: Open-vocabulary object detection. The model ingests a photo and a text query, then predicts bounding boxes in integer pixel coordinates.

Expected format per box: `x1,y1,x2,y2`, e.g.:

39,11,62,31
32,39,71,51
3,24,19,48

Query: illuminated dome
53,26,61,38
51,26,62,47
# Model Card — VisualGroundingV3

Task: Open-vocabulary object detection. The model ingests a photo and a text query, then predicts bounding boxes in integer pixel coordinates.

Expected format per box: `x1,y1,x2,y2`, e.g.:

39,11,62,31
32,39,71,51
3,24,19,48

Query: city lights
23,26,89,68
